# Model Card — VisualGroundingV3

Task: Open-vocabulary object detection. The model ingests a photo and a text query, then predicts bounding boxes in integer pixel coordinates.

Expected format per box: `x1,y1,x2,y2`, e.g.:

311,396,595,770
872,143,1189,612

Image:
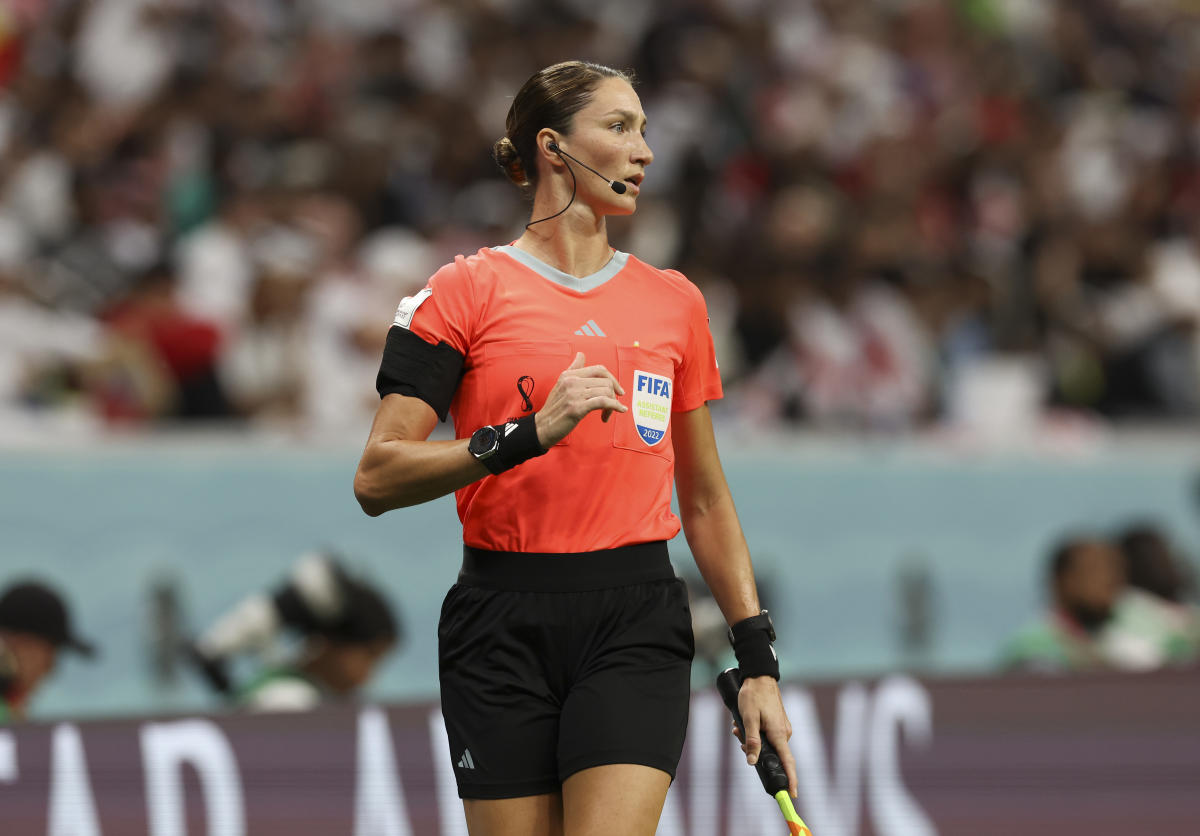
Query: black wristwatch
468,425,504,474
728,609,776,645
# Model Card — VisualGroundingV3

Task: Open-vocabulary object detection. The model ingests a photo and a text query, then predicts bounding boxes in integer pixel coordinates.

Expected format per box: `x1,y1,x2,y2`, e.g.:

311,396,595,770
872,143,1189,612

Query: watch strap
473,415,546,476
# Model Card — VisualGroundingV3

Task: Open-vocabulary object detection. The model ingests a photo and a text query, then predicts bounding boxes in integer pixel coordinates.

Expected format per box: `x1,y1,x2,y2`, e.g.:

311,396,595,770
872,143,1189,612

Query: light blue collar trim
494,245,628,292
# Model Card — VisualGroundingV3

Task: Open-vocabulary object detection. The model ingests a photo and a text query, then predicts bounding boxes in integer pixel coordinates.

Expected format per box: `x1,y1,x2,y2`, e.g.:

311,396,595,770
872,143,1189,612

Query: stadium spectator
216,227,316,423
102,260,231,421
0,580,95,722
1118,522,1197,604
1112,522,1200,665
186,552,401,712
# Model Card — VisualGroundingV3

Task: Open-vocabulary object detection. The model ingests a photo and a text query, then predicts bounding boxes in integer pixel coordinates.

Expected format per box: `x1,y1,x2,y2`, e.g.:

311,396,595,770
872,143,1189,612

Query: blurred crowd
0,0,1199,438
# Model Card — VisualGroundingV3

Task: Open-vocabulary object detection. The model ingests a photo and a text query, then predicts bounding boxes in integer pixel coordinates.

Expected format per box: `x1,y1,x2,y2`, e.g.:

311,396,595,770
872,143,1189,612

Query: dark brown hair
493,61,634,189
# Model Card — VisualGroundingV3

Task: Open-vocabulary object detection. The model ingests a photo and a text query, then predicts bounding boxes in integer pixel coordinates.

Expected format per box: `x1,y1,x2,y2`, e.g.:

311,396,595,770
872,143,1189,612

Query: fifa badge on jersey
393,288,433,329
632,370,672,446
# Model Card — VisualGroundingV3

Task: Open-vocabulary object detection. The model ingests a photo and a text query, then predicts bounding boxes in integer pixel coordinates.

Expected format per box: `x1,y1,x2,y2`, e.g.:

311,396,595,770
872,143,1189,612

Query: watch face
469,426,499,457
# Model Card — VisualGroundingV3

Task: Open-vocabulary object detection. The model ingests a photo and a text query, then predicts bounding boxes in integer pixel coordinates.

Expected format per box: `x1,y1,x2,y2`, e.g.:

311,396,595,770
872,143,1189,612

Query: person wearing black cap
0,580,96,723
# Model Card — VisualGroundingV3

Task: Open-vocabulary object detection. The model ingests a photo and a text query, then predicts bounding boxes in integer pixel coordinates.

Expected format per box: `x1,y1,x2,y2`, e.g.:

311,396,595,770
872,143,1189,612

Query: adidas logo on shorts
456,749,476,770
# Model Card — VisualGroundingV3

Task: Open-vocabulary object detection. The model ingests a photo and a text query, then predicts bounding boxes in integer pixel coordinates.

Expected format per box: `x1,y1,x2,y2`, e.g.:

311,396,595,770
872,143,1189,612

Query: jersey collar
493,245,629,293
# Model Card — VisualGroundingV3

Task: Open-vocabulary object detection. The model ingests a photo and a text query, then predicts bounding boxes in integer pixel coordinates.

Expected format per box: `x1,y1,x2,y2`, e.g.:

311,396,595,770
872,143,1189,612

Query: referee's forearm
680,497,762,627
354,439,486,514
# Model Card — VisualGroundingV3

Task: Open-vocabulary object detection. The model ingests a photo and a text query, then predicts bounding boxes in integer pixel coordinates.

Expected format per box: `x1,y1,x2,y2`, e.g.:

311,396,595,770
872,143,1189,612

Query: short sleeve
375,257,476,419
398,256,477,353
671,272,724,412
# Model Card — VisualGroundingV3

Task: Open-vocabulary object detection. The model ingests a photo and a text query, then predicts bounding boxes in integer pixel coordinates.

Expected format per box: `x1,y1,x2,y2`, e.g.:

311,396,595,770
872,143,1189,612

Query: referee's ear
537,129,565,166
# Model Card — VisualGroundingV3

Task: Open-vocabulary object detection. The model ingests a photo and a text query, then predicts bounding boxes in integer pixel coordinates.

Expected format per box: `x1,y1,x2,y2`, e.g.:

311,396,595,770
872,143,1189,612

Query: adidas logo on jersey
574,319,607,337
456,749,476,770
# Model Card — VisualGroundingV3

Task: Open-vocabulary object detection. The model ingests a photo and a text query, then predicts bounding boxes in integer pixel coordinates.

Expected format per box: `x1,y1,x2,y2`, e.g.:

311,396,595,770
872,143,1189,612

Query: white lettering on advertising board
140,719,245,836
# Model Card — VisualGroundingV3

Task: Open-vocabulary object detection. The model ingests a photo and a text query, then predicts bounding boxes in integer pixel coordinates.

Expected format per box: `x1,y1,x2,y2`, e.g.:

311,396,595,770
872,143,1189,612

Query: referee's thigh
459,763,674,835
563,764,672,836
463,794,564,836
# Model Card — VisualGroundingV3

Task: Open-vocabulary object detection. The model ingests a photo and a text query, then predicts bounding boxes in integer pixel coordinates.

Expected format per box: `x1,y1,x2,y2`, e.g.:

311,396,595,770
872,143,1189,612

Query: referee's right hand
535,352,627,448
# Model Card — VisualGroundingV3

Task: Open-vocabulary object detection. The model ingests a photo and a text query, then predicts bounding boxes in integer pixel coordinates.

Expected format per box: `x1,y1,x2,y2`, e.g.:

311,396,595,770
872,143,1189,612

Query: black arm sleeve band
375,326,465,422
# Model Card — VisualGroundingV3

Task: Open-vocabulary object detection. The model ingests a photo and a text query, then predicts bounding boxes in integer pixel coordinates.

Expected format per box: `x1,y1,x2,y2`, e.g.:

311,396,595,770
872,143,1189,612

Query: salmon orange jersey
395,245,723,552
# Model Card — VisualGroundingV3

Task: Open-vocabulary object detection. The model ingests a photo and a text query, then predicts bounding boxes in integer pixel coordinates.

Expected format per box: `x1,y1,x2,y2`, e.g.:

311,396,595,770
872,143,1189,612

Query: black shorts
437,541,695,799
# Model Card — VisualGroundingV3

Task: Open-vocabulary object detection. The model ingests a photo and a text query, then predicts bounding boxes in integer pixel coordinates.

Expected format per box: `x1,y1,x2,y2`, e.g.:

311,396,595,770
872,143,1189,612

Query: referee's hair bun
493,136,529,187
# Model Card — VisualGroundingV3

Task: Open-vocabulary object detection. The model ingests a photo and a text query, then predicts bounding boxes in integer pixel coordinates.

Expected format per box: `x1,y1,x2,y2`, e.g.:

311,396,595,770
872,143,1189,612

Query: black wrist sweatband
730,615,780,680
493,414,547,473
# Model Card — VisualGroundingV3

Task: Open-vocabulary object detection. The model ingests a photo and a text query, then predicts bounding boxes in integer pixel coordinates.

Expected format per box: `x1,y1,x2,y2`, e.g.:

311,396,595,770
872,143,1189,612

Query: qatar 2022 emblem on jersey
632,370,672,446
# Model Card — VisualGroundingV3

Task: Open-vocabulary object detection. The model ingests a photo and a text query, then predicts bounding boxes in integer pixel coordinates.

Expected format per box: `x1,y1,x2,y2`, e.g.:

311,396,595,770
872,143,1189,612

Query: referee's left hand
734,675,798,798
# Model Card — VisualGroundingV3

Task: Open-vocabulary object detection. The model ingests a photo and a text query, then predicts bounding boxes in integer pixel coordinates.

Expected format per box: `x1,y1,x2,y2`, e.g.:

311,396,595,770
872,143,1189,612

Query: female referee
354,60,796,836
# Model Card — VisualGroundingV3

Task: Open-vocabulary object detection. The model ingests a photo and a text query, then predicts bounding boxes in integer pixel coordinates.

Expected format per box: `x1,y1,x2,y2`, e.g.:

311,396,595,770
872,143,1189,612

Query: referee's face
566,77,653,216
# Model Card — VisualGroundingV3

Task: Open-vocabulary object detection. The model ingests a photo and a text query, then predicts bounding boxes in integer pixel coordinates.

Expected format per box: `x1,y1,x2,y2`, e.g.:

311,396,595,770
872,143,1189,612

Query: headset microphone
548,142,627,194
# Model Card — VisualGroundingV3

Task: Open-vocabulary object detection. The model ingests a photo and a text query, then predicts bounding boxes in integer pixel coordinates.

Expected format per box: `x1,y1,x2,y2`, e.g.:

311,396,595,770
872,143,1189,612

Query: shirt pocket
480,340,575,444
614,345,676,457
